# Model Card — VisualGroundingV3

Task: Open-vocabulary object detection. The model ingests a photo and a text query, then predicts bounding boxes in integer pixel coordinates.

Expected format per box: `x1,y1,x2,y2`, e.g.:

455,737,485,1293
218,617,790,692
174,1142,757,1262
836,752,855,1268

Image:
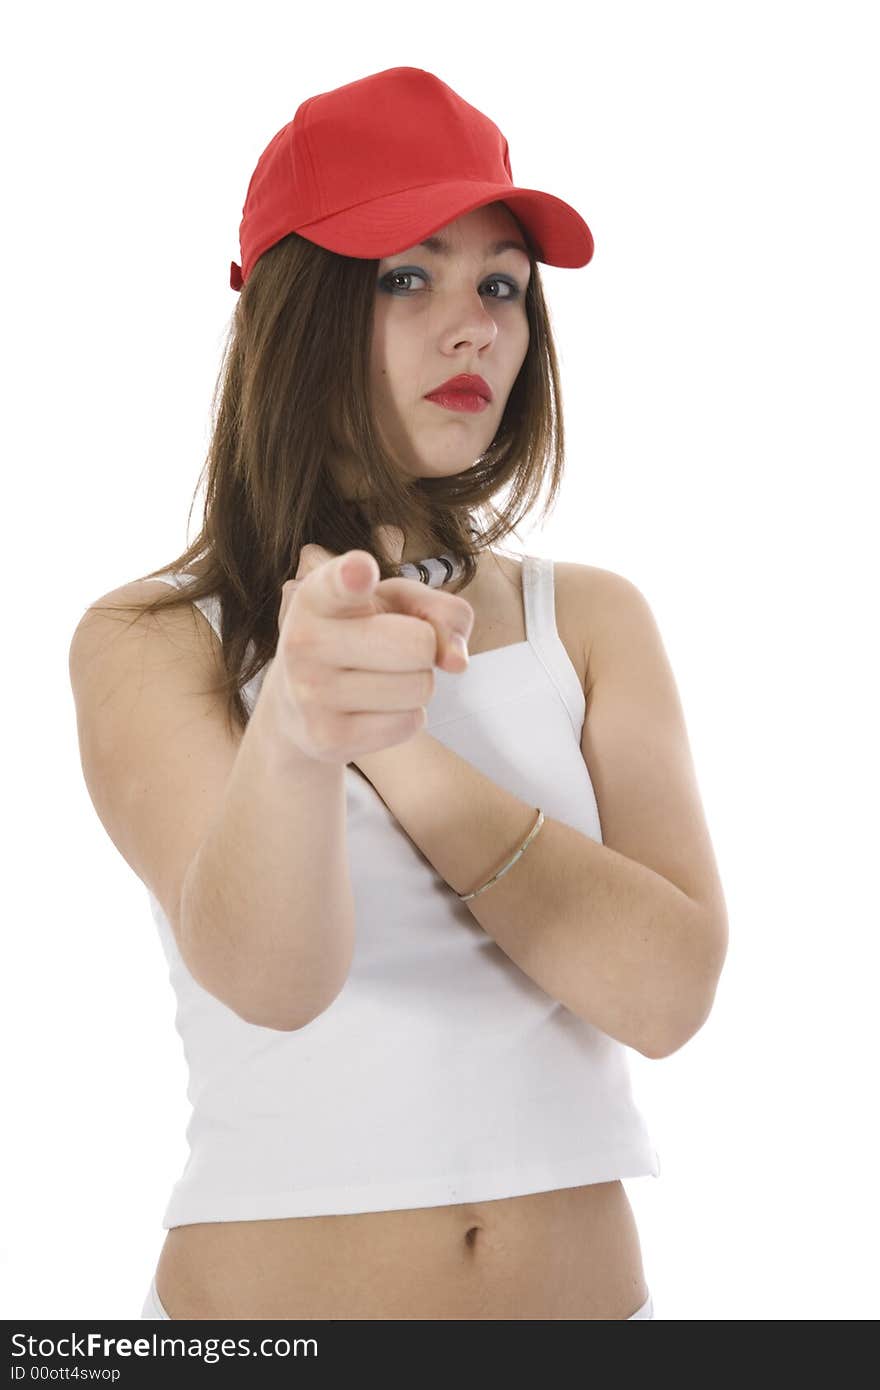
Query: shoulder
554,558,643,614
69,576,221,680
552,560,648,698
487,549,629,605
73,576,200,635
483,549,641,671
478,550,645,694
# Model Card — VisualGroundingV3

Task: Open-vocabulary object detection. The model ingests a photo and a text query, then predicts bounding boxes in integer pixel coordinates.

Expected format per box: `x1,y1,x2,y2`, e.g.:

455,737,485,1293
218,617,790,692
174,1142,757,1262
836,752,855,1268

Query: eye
482,277,519,300
382,270,429,293
379,269,521,300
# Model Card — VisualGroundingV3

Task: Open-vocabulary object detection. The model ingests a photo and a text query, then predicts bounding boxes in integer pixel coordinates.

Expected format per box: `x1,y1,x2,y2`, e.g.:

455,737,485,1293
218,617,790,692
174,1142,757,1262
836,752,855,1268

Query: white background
4,0,877,1321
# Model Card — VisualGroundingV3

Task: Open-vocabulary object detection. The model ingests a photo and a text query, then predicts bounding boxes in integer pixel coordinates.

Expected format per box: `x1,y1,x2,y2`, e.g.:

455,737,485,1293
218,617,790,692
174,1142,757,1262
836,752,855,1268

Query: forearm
356,731,714,1057
181,660,355,1032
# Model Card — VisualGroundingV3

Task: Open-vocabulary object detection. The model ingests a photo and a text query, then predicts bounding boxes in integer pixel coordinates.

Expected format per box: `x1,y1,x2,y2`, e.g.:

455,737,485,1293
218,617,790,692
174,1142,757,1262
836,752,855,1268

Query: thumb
338,548,380,594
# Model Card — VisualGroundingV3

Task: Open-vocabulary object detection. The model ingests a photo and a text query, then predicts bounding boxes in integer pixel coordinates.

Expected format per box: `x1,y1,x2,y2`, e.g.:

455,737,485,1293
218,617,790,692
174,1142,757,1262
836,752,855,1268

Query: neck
399,539,446,566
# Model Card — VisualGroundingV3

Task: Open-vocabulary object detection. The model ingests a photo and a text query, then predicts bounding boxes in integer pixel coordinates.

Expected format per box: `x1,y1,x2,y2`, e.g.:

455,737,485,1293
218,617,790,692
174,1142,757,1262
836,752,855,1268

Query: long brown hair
91,203,568,735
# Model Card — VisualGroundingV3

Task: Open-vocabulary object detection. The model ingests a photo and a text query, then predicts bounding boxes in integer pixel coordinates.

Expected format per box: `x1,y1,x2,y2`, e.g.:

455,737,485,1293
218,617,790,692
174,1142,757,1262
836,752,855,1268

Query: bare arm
180,657,355,1032
352,567,728,1059
70,548,472,1038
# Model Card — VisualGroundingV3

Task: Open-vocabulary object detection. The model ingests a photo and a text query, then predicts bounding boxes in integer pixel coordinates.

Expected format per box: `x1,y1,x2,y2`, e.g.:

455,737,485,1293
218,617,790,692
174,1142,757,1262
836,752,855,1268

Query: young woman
69,66,728,1321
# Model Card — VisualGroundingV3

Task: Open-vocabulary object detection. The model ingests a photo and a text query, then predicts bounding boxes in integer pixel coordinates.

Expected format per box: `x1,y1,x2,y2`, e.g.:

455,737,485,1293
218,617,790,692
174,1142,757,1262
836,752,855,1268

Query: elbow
186,952,352,1034
638,1005,709,1060
639,927,728,1060
639,1017,703,1061
179,895,355,1033
233,997,312,1033
237,959,353,1033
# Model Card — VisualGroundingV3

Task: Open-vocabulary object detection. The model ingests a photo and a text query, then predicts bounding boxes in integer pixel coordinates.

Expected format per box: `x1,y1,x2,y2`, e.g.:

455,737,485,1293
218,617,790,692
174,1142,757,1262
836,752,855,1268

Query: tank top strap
521,554,586,737
142,572,223,642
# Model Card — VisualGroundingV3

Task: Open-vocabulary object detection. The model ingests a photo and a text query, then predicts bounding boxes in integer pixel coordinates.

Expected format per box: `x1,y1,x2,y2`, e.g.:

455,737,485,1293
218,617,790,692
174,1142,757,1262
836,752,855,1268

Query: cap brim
294,180,594,268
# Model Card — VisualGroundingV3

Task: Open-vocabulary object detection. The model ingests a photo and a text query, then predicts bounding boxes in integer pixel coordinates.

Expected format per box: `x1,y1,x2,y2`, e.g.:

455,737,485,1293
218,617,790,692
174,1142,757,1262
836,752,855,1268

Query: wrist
250,658,345,779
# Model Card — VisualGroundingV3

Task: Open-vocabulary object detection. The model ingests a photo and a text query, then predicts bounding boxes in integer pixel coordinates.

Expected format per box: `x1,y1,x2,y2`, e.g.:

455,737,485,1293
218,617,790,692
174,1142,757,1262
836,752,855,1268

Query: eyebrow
415,235,530,258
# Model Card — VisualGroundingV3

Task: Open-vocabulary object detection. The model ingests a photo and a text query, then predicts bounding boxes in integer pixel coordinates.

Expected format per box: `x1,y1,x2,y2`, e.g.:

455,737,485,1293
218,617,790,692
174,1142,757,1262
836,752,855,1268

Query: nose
439,289,498,354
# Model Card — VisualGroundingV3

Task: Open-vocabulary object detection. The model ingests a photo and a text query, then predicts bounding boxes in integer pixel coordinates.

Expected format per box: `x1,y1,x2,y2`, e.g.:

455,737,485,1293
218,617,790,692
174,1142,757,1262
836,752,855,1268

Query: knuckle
289,672,321,713
420,625,438,665
281,621,320,661
449,598,473,636
294,657,327,689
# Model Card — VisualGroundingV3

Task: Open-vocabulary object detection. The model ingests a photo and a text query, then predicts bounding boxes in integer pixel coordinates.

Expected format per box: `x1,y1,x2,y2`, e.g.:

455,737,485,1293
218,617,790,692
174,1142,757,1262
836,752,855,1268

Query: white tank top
143,554,660,1227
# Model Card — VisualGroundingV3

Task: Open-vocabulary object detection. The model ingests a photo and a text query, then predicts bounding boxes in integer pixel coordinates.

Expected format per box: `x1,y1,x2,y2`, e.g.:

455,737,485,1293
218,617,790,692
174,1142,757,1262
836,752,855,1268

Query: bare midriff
155,1180,649,1319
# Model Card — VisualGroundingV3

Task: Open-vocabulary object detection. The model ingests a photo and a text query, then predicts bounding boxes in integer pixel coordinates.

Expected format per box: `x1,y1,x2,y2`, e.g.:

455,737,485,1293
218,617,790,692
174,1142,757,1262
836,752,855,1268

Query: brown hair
91,204,568,735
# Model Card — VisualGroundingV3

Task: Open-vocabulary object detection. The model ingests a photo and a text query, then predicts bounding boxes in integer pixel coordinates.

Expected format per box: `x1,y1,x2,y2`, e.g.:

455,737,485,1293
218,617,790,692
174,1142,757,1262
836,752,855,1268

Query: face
371,201,531,482
328,202,532,561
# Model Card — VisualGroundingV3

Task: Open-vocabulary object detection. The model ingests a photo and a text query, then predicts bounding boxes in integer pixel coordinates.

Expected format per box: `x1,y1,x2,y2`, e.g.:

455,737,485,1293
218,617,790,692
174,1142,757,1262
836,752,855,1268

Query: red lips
425,373,492,402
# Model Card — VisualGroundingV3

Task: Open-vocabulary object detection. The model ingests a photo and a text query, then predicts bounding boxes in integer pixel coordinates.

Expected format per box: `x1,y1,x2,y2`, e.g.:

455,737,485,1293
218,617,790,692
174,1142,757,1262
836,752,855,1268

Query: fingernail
451,634,469,663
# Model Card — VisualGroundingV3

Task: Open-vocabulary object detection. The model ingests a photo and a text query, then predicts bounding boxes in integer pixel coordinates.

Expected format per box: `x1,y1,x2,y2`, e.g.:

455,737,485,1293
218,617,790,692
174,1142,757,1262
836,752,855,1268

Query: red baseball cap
229,66,594,291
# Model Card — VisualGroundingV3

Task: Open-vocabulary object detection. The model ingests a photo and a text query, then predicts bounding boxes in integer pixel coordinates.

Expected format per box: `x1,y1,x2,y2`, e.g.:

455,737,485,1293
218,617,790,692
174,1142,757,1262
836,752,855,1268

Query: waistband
140,1277,170,1320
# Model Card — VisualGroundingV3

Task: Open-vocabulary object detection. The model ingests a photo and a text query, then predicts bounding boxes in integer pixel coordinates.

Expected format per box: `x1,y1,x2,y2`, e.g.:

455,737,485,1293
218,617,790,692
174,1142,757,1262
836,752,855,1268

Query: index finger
310,550,474,670
374,574,474,671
